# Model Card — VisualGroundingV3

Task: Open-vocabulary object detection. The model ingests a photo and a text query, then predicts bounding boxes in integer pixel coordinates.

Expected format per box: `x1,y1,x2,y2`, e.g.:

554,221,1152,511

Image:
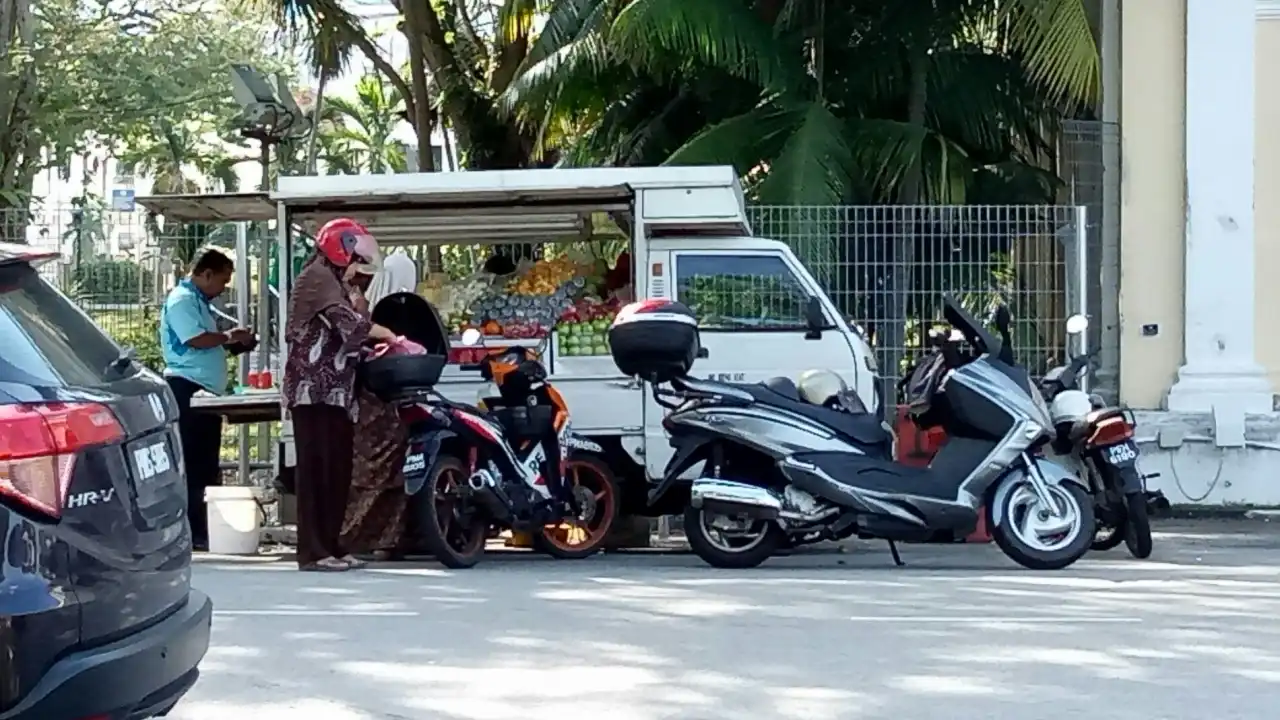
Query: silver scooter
647,297,1096,570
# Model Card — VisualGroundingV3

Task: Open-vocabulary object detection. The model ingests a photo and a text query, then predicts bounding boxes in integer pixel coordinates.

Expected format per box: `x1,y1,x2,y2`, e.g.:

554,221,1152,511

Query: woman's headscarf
285,253,349,344
365,250,418,307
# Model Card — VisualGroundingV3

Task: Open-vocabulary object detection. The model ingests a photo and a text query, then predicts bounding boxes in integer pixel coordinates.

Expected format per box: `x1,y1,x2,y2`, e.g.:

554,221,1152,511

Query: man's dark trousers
165,376,224,548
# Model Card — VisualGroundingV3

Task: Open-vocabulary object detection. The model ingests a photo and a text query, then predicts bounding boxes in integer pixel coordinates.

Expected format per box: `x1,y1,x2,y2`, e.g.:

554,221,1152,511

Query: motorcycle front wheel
415,455,487,569
989,480,1095,570
684,506,785,569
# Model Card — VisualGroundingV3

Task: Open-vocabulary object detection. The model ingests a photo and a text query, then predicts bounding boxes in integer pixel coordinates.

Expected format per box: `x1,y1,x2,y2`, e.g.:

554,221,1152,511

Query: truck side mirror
804,296,825,339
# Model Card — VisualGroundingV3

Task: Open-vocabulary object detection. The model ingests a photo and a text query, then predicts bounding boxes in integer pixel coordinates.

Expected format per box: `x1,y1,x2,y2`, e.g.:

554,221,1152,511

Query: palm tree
319,73,409,174
500,0,1098,205
118,122,243,280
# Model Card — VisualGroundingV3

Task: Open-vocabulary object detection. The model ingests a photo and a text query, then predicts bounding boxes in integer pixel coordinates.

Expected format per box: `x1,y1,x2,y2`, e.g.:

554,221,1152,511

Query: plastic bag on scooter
900,350,947,424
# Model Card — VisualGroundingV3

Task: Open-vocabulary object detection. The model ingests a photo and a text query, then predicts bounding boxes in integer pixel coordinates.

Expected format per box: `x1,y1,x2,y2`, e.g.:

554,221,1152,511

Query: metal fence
1058,119,1120,404
750,205,1086,404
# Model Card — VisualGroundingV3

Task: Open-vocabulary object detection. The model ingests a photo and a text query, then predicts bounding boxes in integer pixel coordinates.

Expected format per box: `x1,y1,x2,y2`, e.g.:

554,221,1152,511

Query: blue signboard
111,189,135,211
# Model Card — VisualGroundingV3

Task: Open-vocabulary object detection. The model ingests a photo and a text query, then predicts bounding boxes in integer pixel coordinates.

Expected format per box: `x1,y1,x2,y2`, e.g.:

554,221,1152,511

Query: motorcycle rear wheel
684,506,784,569
1122,491,1154,559
532,454,621,560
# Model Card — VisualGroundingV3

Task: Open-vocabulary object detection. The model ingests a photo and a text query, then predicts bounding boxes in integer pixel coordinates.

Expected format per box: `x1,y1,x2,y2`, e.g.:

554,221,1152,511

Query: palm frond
755,101,854,205
845,119,973,203
663,102,799,176
609,0,802,91
1002,0,1100,111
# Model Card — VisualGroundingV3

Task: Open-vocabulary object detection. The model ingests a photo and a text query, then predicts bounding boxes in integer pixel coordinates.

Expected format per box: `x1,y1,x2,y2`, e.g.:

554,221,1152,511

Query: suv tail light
0,402,124,518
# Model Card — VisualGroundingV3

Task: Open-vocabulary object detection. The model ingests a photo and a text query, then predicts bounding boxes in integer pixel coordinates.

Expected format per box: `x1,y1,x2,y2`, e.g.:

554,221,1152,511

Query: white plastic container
204,486,263,555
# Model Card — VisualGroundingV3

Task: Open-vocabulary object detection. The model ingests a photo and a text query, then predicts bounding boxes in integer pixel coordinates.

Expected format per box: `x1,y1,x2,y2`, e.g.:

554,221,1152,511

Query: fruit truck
137,166,879,524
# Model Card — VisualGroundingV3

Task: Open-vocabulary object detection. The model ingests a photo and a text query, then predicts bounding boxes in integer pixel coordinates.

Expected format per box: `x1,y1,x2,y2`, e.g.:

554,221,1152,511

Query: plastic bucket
205,486,263,554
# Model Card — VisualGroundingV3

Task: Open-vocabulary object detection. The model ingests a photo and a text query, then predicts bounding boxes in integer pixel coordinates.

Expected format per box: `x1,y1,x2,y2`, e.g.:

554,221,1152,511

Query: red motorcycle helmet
315,217,381,273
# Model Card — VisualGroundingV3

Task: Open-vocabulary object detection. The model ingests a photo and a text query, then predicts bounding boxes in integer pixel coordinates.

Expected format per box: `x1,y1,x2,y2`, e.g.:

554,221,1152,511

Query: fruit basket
434,255,625,364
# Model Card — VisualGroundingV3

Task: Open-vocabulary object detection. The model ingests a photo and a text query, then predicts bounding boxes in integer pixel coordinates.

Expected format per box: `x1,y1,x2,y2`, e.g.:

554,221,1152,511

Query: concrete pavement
173,520,1280,720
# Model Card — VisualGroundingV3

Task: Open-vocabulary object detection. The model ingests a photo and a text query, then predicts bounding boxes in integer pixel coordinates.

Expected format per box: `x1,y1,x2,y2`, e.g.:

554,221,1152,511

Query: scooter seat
762,376,802,401
737,385,890,448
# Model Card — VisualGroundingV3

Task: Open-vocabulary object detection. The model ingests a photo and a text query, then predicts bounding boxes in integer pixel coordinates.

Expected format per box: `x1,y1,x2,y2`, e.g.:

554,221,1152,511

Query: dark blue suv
0,247,212,719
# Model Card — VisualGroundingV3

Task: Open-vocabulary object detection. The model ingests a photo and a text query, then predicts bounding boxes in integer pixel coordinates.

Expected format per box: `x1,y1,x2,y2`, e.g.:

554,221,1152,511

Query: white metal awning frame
135,187,634,247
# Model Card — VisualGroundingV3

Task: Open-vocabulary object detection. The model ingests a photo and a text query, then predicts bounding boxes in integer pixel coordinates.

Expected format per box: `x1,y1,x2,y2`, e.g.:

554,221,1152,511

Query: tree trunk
396,0,528,169
401,5,436,173
1,0,37,242
881,54,929,408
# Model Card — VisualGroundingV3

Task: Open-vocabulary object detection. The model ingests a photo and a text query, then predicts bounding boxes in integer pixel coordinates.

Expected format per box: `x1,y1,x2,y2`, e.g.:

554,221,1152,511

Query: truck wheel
684,506,783,569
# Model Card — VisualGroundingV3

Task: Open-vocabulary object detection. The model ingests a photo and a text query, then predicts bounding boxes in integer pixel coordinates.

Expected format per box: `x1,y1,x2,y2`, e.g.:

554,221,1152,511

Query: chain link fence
749,205,1087,403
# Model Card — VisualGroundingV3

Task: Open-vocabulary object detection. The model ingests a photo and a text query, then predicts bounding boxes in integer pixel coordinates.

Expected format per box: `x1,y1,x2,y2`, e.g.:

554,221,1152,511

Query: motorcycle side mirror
460,328,483,347
1065,314,1089,335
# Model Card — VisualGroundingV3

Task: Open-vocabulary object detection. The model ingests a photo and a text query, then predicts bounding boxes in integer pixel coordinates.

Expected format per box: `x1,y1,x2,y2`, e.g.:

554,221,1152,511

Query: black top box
608,300,700,383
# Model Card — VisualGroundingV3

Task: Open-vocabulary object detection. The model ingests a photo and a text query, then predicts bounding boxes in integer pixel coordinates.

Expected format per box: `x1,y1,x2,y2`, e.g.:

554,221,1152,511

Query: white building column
1166,0,1274,414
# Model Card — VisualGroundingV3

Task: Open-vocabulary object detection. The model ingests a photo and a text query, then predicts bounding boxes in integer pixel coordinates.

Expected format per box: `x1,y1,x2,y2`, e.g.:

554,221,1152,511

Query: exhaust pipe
690,478,782,521
466,469,513,520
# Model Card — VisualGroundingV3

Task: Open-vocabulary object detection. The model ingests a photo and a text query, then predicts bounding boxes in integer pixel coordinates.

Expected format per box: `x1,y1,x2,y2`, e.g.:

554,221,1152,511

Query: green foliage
319,73,409,174
72,259,157,303
499,0,1096,205
108,311,164,373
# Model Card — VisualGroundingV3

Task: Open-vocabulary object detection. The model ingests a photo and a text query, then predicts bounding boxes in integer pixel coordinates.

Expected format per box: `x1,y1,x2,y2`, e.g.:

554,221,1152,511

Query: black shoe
192,539,209,552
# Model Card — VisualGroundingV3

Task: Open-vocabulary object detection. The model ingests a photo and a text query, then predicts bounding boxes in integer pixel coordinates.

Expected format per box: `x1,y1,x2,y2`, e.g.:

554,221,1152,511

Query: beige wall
1118,0,1186,409
1120,5,1280,408
1256,20,1280,390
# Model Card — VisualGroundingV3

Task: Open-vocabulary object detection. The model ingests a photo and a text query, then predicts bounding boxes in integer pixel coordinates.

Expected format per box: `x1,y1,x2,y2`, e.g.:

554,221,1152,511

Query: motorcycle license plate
1102,440,1139,466
403,451,426,475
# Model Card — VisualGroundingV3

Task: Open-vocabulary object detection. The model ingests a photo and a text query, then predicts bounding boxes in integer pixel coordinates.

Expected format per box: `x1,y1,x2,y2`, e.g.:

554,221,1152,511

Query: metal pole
1098,0,1122,404
256,142,273,466
234,222,252,487
276,199,292,475
304,73,328,175
1075,205,1090,392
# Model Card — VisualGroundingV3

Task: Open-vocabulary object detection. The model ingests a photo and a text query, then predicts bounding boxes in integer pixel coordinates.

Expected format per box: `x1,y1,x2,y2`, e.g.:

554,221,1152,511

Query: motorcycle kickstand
887,540,905,567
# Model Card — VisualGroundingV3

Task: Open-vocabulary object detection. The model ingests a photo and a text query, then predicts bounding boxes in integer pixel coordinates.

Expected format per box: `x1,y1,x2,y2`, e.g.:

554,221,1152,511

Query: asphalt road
172,520,1280,720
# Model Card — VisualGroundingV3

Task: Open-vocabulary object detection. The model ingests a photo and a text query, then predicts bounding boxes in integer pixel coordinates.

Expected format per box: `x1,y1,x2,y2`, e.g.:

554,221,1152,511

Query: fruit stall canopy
136,165,748,247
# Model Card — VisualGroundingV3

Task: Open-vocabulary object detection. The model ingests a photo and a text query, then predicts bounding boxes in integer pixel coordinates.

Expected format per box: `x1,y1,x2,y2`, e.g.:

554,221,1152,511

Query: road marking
215,610,420,617
846,616,1141,623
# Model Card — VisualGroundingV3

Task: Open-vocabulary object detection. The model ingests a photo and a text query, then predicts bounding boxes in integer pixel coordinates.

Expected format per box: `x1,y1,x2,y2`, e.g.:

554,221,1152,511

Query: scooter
642,296,1097,570
1038,314,1166,559
360,293,620,569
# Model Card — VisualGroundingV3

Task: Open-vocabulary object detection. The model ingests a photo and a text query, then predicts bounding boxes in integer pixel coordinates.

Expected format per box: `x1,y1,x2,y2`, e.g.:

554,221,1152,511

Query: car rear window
0,262,130,387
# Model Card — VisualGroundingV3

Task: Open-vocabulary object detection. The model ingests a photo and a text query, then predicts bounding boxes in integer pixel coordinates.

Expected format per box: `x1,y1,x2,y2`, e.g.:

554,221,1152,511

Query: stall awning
134,193,277,222
274,172,647,246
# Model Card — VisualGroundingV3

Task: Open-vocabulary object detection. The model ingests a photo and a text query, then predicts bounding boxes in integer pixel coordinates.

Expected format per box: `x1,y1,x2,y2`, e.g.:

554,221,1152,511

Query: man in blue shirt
160,249,254,550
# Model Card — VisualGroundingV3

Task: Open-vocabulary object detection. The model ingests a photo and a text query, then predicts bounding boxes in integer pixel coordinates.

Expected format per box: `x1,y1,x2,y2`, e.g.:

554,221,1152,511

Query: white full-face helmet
797,369,847,405
797,369,869,414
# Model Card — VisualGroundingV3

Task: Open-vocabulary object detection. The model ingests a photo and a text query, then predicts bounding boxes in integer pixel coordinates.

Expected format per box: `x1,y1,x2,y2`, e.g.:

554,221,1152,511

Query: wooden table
190,392,282,425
